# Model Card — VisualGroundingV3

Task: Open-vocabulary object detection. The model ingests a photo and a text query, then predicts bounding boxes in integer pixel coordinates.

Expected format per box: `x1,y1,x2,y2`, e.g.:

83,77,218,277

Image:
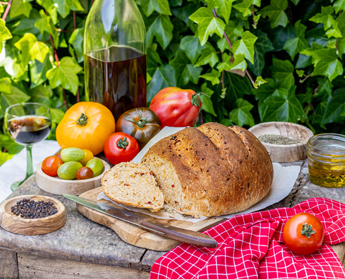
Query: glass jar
307,133,345,187
84,0,147,121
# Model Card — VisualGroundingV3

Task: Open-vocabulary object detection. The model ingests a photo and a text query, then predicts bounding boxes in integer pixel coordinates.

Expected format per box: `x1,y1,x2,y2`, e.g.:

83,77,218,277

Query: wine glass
4,103,52,191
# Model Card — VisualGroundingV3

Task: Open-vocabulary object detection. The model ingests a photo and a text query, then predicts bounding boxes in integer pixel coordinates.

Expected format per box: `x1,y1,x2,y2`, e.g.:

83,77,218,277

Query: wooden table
1,159,345,278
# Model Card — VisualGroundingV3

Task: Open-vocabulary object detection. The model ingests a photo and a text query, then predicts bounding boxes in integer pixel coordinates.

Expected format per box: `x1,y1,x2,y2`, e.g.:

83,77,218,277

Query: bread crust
142,123,273,217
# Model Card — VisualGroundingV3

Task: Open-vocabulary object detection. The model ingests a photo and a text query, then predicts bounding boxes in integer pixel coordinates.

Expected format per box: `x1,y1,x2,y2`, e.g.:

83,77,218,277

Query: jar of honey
307,134,345,187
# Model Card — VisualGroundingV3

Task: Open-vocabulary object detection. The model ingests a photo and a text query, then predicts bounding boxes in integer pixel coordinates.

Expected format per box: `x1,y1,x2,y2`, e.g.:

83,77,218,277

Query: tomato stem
190,92,208,109
117,137,129,149
125,110,151,128
77,113,88,126
301,223,315,238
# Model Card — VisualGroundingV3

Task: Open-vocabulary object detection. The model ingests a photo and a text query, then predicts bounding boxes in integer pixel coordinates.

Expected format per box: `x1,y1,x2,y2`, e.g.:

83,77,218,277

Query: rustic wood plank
331,243,345,264
0,248,18,279
78,187,225,251
17,253,150,279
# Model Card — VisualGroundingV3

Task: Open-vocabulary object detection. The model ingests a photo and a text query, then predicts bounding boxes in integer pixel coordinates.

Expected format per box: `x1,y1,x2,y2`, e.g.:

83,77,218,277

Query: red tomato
104,132,139,165
149,87,202,127
42,156,63,177
283,213,324,255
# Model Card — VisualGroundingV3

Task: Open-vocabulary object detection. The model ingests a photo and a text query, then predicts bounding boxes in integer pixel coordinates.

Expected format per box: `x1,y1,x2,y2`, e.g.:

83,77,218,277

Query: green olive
61,148,85,163
57,161,83,180
86,158,104,177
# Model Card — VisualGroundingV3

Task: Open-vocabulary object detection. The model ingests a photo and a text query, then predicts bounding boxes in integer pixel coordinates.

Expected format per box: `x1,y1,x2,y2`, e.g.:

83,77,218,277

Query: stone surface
0,176,148,271
1,158,345,274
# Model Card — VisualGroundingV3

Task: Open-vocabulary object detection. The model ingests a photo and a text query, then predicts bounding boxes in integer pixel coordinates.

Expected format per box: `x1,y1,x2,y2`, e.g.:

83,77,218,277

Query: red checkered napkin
150,198,345,279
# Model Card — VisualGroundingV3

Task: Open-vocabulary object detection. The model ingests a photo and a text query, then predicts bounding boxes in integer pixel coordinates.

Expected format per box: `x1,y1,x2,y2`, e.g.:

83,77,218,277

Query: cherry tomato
42,156,63,177
283,213,324,255
104,132,139,165
76,167,94,180
79,149,94,166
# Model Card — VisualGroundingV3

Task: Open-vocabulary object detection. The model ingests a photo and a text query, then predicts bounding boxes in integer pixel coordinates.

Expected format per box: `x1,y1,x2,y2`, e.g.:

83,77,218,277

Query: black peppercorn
11,198,58,219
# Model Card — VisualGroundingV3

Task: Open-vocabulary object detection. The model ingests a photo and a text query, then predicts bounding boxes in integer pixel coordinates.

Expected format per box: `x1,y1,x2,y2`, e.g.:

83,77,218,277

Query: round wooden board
249,122,314,163
36,159,110,195
77,187,225,251
0,195,65,235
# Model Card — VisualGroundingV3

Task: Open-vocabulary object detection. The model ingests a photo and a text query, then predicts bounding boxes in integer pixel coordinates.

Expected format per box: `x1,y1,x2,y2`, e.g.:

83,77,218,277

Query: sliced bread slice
101,162,164,212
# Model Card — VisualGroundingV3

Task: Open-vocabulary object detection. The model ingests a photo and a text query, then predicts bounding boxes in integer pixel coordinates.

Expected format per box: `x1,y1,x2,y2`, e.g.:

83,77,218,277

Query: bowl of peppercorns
0,195,65,235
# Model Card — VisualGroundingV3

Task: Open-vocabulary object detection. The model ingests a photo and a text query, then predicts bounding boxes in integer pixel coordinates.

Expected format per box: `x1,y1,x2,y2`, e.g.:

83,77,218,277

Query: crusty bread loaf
141,123,273,217
101,162,164,212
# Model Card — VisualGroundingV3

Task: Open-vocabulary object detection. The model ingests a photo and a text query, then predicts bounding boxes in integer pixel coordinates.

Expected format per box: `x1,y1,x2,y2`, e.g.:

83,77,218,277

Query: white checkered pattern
150,198,345,279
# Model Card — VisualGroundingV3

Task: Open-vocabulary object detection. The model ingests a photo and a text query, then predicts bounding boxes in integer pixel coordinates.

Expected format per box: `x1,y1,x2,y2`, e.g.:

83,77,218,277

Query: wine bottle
84,0,147,120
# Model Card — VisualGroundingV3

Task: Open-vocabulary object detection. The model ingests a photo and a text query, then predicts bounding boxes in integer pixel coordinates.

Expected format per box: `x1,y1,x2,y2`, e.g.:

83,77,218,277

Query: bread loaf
102,162,164,212
141,123,273,217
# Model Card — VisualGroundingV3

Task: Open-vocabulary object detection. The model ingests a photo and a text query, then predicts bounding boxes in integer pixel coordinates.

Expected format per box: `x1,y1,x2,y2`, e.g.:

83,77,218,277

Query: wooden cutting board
77,187,225,251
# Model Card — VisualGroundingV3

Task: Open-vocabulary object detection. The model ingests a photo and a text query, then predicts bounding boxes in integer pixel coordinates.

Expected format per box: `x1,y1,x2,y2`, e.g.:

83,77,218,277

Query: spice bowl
248,122,314,163
36,159,110,195
0,195,66,235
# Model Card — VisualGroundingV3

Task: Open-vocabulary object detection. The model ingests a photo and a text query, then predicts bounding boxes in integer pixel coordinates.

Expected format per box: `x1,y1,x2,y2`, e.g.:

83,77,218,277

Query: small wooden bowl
248,122,314,163
36,159,110,195
0,195,65,235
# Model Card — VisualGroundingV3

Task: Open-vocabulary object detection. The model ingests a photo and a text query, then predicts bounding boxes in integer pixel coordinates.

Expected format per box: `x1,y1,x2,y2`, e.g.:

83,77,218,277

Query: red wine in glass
7,116,51,145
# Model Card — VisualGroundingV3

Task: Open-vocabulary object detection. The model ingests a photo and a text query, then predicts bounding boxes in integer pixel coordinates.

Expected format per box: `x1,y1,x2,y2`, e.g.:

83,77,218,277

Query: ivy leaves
14,33,49,67
233,31,257,64
260,0,289,28
0,19,12,53
190,7,225,45
146,15,174,49
205,0,234,24
170,52,202,86
52,0,84,18
312,49,343,81
46,57,82,94
137,0,171,17
283,20,308,59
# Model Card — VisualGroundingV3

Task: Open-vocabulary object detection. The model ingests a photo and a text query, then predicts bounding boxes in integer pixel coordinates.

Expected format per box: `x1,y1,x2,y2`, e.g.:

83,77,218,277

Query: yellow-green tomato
86,158,104,177
61,148,85,162
57,161,83,180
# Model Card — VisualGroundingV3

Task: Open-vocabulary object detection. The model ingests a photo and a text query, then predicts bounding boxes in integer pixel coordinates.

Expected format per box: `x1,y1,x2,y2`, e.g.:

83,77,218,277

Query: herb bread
141,123,273,217
102,162,164,212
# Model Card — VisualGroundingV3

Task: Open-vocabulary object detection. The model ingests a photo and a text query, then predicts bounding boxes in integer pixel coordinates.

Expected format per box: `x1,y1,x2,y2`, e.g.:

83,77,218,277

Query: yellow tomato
56,102,115,155
79,149,94,166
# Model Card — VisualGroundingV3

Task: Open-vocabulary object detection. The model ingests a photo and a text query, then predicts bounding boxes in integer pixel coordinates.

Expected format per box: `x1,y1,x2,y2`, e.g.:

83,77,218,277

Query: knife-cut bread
101,162,164,212
141,123,273,218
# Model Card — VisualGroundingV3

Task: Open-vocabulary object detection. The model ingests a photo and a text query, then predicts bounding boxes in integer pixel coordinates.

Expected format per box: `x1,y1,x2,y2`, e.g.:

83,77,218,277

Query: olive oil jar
307,134,345,187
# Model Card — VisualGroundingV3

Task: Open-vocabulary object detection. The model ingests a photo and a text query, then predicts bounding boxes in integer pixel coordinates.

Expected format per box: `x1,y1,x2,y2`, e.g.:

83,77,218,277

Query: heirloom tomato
104,132,139,165
116,108,161,149
56,102,115,155
283,213,324,255
149,87,203,127
42,156,63,177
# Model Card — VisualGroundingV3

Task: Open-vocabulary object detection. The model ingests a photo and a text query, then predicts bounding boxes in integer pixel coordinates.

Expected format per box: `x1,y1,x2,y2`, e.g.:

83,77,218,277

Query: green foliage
1,0,345,166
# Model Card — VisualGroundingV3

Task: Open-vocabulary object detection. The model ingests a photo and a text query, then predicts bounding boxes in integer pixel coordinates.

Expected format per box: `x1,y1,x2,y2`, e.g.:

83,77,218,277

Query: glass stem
25,144,33,179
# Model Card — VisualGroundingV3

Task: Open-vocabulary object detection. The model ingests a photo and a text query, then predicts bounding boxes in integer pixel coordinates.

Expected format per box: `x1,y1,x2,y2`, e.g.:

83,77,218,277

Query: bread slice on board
101,162,164,212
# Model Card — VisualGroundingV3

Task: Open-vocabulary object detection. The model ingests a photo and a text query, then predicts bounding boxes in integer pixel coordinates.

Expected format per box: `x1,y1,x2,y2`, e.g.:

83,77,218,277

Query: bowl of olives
36,147,110,195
